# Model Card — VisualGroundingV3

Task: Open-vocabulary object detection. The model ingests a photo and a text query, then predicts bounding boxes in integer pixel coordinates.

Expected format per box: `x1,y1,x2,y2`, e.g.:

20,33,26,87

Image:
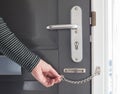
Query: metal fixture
47,6,82,63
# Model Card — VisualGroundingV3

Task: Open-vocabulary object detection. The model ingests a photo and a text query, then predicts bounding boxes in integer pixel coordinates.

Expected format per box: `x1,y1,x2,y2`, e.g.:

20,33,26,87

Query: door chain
61,67,100,85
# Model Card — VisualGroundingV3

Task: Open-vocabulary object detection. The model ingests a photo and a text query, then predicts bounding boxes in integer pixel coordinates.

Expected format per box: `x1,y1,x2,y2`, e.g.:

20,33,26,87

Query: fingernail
51,83,54,86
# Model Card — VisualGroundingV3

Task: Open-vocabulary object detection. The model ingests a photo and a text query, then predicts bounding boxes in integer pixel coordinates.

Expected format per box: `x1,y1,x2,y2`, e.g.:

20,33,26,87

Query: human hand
31,59,62,87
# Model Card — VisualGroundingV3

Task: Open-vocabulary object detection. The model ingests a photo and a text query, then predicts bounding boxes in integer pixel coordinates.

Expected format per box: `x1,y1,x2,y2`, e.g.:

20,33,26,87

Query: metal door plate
47,6,83,63
71,6,83,63
64,68,86,73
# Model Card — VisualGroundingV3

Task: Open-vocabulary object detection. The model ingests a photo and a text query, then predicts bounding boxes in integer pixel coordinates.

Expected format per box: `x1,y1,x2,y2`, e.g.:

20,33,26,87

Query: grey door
0,0,91,94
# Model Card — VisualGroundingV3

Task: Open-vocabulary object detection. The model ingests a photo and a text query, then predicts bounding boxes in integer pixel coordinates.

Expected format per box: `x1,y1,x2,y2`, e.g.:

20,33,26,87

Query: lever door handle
46,24,78,30
46,6,83,63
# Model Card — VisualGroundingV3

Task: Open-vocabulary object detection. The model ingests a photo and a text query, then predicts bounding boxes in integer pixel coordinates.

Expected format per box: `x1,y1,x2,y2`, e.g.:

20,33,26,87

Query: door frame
91,0,113,94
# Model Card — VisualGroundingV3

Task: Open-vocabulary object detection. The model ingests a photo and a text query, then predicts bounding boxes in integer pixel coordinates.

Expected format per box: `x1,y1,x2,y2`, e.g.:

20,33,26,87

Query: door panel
58,0,91,94
0,0,58,50
0,0,91,94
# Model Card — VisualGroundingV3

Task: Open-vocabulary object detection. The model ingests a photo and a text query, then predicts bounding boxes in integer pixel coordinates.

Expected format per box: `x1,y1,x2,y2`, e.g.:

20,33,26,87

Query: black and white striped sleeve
0,17,41,72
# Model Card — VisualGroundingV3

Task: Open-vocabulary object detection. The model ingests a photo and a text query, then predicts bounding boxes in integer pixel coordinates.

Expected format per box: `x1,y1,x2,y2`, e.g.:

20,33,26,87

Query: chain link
61,67,100,85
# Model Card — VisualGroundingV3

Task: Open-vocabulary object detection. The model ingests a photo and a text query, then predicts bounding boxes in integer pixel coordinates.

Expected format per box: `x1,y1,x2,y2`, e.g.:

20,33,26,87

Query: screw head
75,58,78,61
75,30,78,33
74,7,78,10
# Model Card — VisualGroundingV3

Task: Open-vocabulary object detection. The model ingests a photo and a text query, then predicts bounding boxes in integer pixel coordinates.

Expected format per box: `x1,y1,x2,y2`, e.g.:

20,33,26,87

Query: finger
49,66,61,77
44,72,59,84
45,72,56,79
47,71,62,84
46,78,55,86
38,72,48,86
42,72,58,87
54,76,62,83
43,71,61,84
35,71,53,87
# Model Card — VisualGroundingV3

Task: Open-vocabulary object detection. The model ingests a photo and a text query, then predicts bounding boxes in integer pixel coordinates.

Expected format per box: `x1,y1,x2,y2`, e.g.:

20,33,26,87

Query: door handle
46,24,78,30
46,6,82,63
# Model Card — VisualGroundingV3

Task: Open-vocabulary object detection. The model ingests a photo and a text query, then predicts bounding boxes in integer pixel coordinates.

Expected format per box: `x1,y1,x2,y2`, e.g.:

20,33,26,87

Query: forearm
0,17,40,72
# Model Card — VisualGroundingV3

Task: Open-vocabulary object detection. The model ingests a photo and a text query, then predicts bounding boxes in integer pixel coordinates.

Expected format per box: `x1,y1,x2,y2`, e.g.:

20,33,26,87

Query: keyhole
74,41,79,50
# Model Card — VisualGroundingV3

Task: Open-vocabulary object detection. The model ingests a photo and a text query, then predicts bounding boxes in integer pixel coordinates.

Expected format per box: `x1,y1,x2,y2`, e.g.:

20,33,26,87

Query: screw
75,7,78,11
75,58,78,61
75,30,78,34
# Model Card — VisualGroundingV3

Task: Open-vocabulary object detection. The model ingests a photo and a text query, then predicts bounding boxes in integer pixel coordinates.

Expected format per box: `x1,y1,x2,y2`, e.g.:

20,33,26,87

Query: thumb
49,66,61,77
49,66,62,83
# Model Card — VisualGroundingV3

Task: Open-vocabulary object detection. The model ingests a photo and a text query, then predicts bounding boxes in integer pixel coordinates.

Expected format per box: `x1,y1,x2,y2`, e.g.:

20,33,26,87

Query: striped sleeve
0,17,41,72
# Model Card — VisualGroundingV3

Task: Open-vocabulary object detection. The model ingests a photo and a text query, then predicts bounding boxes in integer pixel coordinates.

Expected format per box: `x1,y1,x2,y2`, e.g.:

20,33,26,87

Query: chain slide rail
61,66,100,85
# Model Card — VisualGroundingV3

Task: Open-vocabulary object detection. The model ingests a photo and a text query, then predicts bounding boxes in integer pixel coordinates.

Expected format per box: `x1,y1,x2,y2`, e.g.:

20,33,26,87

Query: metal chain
61,67,100,85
